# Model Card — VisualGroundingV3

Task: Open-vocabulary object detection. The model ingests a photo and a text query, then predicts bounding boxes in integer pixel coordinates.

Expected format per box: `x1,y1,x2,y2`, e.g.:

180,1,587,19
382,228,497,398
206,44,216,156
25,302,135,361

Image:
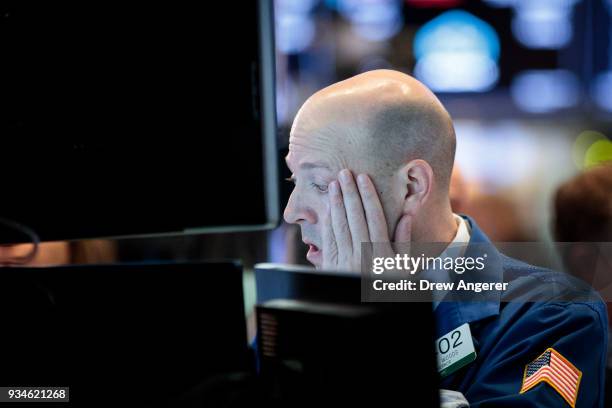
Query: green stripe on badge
439,351,477,378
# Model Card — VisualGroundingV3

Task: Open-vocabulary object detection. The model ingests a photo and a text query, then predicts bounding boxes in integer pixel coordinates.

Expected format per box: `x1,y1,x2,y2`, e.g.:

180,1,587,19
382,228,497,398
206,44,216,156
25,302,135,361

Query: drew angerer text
372,279,509,293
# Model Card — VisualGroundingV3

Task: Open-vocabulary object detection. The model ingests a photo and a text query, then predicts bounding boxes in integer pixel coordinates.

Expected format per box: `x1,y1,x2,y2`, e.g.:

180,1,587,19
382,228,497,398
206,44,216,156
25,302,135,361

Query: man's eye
285,176,296,185
311,182,328,193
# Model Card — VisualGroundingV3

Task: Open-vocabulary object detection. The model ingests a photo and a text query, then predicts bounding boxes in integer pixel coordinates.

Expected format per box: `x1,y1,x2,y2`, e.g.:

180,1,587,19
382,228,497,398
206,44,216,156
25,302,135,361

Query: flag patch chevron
520,348,582,407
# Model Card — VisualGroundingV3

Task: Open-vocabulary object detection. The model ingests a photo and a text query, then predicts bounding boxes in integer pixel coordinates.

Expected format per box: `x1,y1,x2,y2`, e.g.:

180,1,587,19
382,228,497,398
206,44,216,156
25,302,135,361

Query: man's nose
283,190,315,225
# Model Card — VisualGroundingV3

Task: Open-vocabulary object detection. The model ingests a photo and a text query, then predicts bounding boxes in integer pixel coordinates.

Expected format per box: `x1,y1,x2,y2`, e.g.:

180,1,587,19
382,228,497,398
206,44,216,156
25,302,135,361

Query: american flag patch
520,348,582,407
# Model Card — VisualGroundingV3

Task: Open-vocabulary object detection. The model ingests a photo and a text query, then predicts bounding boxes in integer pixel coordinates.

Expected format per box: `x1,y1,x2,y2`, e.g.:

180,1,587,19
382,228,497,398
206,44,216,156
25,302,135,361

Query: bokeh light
511,70,580,113
584,140,612,168
413,10,500,92
572,130,608,169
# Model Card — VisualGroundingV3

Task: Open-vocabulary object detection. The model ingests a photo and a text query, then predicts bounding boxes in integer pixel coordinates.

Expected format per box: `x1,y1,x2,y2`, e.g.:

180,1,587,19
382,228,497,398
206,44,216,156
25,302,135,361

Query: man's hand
321,169,410,272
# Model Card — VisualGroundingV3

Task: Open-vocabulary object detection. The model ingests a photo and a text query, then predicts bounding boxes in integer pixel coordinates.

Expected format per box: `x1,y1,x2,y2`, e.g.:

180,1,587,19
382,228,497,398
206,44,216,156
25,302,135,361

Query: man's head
554,163,612,243
283,70,457,267
553,163,612,285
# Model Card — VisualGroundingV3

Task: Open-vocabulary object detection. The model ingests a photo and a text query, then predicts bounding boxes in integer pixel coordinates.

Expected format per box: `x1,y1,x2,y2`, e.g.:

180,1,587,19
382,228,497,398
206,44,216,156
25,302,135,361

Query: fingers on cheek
322,198,331,225
357,179,375,202
322,206,333,244
329,180,342,206
327,182,342,224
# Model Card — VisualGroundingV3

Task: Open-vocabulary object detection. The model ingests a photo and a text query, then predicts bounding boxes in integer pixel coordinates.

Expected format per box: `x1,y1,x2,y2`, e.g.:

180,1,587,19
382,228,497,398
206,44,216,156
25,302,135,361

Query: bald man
285,70,456,269
283,70,607,407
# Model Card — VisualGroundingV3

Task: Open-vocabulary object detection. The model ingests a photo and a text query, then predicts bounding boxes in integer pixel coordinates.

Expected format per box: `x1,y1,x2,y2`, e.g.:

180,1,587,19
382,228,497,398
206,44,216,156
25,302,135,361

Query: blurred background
274,0,612,246
13,0,612,319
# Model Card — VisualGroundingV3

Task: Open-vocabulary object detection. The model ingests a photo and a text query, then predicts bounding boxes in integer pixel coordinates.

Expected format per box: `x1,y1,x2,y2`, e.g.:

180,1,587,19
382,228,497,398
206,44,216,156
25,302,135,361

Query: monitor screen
0,0,278,243
0,261,250,406
254,263,440,407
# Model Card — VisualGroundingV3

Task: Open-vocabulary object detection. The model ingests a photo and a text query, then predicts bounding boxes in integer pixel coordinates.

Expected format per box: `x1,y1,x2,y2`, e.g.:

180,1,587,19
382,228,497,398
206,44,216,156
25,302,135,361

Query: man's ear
398,159,434,217
392,159,434,243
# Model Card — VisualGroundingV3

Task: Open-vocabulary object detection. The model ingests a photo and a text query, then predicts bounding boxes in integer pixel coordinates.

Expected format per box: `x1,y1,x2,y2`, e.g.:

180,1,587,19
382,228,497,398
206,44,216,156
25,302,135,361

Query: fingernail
357,174,367,186
339,169,351,183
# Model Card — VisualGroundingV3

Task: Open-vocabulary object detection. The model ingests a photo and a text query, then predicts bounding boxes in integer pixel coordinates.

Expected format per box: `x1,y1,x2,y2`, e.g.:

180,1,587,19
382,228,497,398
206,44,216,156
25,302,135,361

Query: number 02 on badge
436,323,477,378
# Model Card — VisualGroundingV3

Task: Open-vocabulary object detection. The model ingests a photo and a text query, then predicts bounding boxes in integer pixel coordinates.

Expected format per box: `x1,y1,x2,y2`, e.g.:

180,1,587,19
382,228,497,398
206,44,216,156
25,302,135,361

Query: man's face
283,109,401,268
283,126,348,267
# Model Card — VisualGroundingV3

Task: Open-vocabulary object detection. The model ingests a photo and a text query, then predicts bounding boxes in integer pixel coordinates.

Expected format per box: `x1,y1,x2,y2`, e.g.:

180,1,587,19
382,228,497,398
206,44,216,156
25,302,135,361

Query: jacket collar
433,215,502,338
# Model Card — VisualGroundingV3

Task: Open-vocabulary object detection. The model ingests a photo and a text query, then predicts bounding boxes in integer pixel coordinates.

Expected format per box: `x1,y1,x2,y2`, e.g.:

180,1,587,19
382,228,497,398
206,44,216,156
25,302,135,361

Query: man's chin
307,258,322,269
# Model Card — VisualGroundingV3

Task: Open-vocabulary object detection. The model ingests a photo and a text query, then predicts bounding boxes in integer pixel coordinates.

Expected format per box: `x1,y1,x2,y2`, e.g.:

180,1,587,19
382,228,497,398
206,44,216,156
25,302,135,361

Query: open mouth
305,242,321,264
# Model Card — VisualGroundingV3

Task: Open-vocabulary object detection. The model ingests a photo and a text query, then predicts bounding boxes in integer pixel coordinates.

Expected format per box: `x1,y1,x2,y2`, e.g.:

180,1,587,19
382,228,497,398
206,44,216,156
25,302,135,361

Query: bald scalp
298,70,456,192
366,97,456,192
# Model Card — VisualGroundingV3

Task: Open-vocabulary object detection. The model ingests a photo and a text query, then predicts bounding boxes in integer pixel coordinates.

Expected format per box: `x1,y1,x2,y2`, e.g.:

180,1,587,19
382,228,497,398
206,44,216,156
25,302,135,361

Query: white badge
436,323,477,378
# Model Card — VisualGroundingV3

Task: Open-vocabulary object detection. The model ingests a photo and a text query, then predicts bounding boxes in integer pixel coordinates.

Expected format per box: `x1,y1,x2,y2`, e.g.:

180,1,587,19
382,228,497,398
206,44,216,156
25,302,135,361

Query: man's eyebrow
300,162,330,170
298,161,331,170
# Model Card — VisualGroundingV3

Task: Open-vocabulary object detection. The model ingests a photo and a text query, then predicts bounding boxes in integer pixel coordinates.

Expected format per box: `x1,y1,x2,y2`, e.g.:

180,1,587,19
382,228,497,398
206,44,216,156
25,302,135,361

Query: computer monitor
0,261,250,407
0,0,278,243
255,263,363,304
254,263,440,407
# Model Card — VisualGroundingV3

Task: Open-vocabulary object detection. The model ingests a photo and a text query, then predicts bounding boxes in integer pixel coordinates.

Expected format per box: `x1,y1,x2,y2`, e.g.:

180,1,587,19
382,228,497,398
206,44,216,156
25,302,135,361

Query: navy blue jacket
439,216,608,407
